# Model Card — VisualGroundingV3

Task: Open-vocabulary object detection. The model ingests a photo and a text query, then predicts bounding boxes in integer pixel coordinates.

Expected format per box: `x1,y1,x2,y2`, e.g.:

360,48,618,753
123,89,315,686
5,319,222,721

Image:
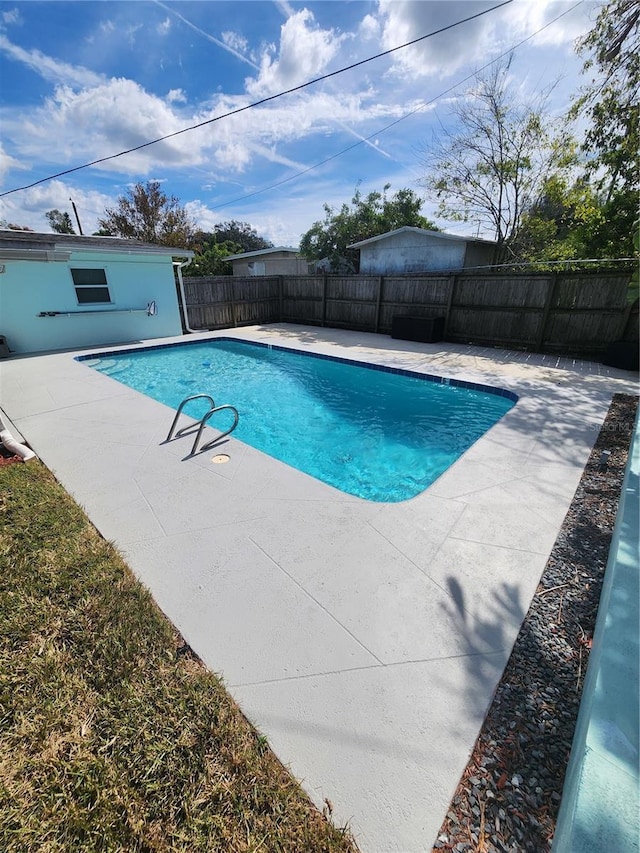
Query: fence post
374,276,384,333
321,274,327,327
537,274,559,351
230,278,238,328
279,276,284,322
443,273,457,339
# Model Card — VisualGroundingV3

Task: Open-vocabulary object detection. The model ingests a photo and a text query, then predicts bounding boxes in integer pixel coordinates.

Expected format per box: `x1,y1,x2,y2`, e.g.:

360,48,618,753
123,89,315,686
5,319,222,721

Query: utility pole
69,198,84,235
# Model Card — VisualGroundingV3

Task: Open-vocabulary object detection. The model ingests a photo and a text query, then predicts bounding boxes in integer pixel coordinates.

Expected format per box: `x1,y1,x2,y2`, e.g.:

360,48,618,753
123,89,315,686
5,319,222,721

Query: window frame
70,267,113,305
247,261,266,276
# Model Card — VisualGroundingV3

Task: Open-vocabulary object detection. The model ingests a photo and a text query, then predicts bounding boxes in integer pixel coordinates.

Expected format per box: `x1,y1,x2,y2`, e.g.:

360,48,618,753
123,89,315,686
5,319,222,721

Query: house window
71,268,112,304
247,261,265,276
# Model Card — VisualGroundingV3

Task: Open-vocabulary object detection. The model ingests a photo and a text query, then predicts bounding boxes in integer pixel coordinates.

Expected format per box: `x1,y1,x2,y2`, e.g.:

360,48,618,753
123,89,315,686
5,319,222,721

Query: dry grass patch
0,462,359,853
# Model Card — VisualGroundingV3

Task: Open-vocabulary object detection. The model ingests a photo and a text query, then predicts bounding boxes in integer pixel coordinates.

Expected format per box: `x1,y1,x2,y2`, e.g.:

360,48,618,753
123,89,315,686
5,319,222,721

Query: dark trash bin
391,315,445,344
601,340,639,371
0,336,10,359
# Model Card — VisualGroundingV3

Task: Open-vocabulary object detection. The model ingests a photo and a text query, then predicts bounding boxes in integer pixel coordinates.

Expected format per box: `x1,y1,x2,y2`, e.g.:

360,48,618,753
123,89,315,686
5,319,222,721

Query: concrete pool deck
1,324,637,853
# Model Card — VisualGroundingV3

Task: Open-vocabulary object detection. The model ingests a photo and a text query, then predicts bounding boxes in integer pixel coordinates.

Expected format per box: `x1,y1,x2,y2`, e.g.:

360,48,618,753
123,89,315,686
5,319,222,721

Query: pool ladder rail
165,394,239,457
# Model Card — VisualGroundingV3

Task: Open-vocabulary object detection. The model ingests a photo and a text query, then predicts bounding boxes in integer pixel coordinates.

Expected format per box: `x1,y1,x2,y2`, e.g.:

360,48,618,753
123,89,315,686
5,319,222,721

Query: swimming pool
79,338,517,502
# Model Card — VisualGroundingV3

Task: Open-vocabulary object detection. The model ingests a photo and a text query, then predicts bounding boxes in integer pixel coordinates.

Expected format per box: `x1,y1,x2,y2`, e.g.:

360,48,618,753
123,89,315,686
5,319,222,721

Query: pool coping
1,323,637,853
77,336,520,402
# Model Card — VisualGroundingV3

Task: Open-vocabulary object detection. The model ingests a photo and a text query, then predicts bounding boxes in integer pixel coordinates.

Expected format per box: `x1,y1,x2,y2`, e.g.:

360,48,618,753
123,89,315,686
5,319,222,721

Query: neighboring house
226,247,311,276
348,227,497,275
0,231,193,355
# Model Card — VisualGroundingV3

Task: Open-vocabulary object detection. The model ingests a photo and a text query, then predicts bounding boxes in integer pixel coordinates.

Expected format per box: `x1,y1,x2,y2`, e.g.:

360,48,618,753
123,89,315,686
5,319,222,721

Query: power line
208,0,585,212
0,0,513,199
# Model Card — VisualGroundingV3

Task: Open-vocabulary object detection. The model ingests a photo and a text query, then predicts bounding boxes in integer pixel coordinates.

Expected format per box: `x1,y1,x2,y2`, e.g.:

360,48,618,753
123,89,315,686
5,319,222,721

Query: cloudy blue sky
0,0,600,245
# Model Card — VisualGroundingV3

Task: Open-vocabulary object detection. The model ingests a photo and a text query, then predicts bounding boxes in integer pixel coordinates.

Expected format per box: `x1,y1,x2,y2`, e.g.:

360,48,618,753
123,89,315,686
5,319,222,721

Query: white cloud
184,199,220,232
166,88,187,104
246,9,346,97
1,8,21,25
376,0,498,79
0,142,25,185
251,212,301,247
222,30,248,55
100,19,115,35
505,0,596,47
4,79,201,175
157,17,171,36
125,23,143,45
0,179,115,233
0,33,104,88
374,0,595,80
245,141,308,172
213,142,252,172
0,59,410,185
359,14,380,41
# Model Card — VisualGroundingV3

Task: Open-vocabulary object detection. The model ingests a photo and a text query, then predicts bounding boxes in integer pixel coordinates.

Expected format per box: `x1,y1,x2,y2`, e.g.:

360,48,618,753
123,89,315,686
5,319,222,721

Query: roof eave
226,246,300,261
348,226,497,249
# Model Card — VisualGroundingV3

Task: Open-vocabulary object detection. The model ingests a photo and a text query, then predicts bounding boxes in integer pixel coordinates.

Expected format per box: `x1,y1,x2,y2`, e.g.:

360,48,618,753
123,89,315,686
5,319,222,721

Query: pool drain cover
211,454,230,464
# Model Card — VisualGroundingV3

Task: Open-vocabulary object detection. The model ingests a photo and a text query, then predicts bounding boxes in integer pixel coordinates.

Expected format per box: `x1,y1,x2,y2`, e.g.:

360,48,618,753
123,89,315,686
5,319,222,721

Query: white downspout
174,258,204,334
0,413,37,462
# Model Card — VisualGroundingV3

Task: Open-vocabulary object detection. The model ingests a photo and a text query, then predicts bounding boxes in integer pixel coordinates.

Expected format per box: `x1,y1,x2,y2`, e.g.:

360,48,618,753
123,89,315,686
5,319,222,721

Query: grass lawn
0,460,359,852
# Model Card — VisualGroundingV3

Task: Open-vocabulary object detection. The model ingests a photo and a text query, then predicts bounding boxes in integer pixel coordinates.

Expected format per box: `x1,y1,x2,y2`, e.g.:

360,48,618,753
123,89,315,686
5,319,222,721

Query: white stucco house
0,231,193,355
348,227,497,275
226,247,311,276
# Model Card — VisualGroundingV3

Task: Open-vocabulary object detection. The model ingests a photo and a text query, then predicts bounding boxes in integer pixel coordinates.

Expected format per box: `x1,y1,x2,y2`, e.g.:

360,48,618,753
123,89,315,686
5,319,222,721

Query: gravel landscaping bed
432,392,639,853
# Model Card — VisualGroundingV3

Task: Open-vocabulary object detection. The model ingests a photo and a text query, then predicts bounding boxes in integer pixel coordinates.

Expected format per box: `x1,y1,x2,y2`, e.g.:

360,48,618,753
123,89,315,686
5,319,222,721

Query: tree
571,0,639,199
185,221,272,277
45,209,75,234
209,221,273,253
509,171,637,265
418,57,560,260
300,184,436,272
511,173,603,262
182,240,243,277
98,181,195,247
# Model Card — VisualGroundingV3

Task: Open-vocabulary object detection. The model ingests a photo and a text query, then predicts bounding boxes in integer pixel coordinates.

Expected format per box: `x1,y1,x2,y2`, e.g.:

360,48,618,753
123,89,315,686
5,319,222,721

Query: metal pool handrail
165,393,239,456
189,405,239,456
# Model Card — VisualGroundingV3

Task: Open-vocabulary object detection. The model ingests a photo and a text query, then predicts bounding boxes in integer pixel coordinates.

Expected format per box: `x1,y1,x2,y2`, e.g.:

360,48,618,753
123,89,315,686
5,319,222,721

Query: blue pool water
79,338,516,502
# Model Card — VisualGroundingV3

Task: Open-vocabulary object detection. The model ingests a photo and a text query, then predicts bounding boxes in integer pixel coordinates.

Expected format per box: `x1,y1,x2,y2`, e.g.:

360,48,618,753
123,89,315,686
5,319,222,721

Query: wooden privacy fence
182,269,636,355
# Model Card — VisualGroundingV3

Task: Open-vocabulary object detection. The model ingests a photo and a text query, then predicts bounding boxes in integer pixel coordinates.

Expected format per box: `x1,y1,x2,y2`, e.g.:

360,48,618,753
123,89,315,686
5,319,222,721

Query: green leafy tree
513,174,603,262
578,189,639,260
510,122,637,267
512,179,637,265
45,209,75,234
571,0,639,199
186,221,272,276
418,56,561,260
300,185,436,272
182,239,242,277
98,181,195,247
208,221,273,253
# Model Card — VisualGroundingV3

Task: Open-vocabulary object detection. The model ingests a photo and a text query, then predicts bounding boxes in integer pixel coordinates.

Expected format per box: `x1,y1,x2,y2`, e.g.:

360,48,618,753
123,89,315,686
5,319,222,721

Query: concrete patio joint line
248,535,385,666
